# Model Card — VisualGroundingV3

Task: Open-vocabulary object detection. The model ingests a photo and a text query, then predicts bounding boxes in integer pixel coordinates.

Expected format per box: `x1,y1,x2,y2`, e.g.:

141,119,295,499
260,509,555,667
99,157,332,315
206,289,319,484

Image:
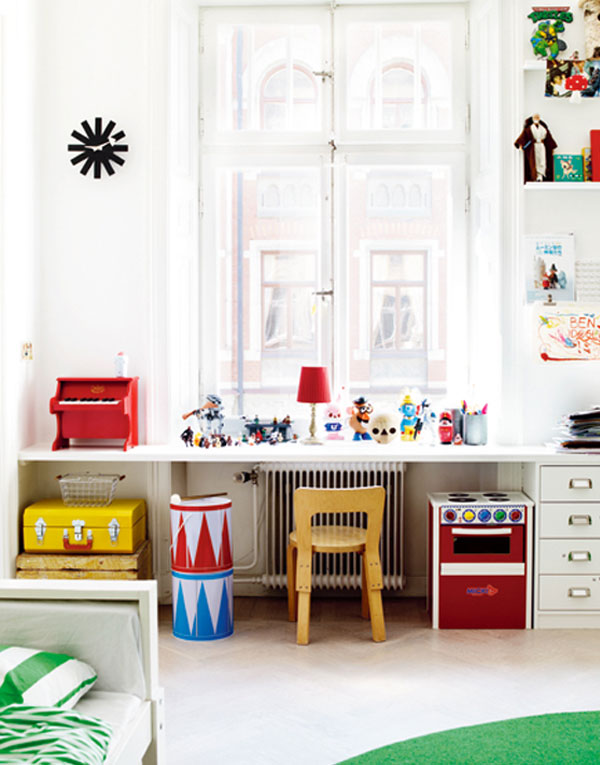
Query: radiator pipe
232,466,260,573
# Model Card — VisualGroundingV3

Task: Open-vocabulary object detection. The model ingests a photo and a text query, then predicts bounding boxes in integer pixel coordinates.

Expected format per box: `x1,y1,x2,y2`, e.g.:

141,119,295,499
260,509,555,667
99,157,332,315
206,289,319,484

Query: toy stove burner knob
509,508,523,523
463,510,476,523
478,509,491,523
443,509,457,523
493,509,507,522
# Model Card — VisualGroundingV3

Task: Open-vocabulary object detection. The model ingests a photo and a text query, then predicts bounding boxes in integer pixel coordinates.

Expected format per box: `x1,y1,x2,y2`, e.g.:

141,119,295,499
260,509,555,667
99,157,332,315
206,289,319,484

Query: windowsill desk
17,442,600,628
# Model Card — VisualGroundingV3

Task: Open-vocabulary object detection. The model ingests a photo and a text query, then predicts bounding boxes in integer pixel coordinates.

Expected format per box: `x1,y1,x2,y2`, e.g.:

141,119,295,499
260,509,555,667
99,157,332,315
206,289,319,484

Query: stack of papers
555,408,600,452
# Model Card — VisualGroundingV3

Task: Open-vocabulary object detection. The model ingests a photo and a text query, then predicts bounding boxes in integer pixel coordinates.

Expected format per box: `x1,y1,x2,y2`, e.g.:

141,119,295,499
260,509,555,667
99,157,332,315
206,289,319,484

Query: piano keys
50,377,139,451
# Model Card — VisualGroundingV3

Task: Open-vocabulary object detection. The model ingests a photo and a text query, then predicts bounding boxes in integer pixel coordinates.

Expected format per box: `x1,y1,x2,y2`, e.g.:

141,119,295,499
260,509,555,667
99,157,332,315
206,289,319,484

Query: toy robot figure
438,411,454,445
348,396,373,441
418,399,437,445
182,394,225,436
399,394,419,441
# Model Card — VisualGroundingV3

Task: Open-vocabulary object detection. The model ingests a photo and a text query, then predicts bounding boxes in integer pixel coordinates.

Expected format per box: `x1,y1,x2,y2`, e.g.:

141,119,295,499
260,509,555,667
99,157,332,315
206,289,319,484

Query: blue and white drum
172,567,233,641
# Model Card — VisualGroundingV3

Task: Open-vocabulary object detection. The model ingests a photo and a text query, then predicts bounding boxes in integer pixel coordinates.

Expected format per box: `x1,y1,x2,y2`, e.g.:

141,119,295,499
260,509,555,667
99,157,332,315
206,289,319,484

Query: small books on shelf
553,153,584,182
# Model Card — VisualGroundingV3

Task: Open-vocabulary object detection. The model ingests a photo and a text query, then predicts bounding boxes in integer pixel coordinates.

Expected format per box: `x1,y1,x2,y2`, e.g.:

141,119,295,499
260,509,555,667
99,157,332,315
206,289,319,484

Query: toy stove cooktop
429,491,531,525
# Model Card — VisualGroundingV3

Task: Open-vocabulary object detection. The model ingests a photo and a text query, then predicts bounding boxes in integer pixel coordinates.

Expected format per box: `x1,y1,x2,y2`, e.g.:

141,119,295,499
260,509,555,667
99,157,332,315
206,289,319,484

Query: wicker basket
56,473,125,507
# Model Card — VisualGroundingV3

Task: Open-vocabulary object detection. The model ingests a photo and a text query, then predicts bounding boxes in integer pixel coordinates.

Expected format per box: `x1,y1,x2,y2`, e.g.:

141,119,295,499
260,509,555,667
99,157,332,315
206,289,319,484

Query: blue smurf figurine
399,394,418,441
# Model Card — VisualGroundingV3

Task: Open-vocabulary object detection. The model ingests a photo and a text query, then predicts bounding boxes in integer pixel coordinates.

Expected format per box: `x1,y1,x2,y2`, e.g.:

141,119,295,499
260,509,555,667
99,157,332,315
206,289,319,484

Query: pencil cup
464,414,488,446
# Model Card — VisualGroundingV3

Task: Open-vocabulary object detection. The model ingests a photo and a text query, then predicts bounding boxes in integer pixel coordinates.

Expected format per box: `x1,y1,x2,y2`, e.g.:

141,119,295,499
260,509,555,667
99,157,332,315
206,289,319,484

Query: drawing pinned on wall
537,306,600,361
525,233,574,303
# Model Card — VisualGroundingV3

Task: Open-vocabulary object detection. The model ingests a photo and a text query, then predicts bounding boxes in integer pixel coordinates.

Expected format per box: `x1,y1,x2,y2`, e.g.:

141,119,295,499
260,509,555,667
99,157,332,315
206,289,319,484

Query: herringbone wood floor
159,597,600,765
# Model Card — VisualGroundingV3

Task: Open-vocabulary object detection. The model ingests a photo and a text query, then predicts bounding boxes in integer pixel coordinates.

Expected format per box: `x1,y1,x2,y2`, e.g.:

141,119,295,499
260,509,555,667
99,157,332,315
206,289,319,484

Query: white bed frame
0,579,165,764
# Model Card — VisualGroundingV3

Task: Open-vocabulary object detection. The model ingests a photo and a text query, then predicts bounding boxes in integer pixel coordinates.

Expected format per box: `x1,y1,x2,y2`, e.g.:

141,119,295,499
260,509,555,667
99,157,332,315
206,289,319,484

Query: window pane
346,164,450,395
216,23,322,132
215,167,322,414
346,20,452,131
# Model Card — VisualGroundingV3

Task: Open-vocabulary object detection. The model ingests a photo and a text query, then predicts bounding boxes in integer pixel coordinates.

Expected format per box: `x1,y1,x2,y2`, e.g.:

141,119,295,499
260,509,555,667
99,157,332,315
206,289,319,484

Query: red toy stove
428,491,533,629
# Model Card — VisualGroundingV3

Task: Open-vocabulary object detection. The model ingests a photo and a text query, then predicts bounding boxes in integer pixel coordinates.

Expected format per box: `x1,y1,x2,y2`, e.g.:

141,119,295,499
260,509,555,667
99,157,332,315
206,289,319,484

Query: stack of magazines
555,408,600,452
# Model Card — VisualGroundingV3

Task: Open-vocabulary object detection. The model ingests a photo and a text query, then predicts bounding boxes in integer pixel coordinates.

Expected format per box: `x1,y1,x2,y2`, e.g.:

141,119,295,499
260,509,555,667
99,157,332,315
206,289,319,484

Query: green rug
338,711,600,764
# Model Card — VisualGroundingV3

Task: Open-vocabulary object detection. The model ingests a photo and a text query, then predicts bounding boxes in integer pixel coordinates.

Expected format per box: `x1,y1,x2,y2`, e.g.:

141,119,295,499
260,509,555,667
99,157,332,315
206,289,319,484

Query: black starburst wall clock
67,117,128,179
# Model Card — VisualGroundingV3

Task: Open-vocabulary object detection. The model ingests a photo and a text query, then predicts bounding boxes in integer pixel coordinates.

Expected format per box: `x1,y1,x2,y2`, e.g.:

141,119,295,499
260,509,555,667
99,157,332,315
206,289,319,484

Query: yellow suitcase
23,499,146,554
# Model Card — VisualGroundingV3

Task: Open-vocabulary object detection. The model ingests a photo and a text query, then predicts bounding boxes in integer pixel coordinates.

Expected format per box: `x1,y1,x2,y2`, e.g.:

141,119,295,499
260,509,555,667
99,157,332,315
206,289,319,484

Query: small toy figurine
530,19,568,58
453,433,463,446
348,396,373,441
180,426,194,447
182,394,225,435
418,399,437,445
514,114,557,183
399,394,419,441
438,411,454,445
368,412,400,444
324,399,344,440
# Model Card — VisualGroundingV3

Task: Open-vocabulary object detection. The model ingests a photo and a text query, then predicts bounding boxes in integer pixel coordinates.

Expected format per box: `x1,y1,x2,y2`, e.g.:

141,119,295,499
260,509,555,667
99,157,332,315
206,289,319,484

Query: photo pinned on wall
537,306,600,362
545,59,600,98
524,233,575,303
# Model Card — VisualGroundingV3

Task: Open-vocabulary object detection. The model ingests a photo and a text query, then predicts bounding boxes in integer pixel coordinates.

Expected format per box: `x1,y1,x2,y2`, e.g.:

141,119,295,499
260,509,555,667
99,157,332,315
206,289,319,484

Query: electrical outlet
21,342,33,360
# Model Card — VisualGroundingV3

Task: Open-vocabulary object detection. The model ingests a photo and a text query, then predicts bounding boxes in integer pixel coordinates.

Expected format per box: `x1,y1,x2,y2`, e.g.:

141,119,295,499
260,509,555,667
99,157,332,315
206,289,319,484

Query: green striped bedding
0,645,96,708
0,704,112,764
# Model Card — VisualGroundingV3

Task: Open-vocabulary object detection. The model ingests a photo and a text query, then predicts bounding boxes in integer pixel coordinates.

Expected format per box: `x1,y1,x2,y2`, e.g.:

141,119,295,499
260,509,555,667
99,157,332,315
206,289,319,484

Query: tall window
201,4,467,416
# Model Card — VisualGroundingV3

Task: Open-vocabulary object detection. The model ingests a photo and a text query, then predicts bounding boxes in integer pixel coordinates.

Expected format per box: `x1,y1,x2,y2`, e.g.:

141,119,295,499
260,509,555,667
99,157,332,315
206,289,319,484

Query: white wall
33,0,170,446
0,0,37,576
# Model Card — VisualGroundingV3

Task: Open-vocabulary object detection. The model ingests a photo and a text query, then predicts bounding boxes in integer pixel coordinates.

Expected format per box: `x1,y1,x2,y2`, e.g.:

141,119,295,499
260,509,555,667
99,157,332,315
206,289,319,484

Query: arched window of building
261,65,318,130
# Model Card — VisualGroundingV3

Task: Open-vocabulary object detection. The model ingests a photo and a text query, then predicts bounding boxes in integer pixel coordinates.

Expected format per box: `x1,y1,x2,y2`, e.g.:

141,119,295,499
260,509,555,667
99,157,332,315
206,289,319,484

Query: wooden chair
286,486,386,645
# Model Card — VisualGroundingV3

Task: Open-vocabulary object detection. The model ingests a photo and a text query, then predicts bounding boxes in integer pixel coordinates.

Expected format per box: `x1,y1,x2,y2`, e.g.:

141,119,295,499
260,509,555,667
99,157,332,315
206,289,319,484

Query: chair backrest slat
293,487,385,552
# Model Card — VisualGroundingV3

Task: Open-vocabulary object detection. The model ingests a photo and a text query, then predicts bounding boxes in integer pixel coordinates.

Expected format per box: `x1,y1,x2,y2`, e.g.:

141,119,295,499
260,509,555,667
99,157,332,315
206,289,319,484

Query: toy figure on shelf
180,426,194,447
348,396,373,441
324,394,345,440
368,412,400,444
399,394,419,441
182,394,225,436
438,411,454,445
527,7,572,58
514,114,557,183
418,399,437,445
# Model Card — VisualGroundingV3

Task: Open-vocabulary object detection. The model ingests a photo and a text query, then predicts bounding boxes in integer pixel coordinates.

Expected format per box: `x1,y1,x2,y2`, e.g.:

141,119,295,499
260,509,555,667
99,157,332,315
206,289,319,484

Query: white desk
17,443,600,628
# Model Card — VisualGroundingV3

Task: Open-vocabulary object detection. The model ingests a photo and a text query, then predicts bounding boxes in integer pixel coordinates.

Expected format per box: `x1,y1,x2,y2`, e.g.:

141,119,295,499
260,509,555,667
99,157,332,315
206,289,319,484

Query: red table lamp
297,366,331,445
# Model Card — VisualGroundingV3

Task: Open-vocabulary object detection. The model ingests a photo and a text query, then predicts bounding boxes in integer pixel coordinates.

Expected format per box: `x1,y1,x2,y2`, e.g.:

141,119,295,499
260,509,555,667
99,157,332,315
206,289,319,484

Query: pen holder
464,414,488,446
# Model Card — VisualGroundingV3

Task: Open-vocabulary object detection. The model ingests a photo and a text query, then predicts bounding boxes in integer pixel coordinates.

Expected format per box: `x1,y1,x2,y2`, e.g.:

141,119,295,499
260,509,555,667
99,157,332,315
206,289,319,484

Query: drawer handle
568,587,591,598
569,514,592,526
568,551,592,562
569,478,593,490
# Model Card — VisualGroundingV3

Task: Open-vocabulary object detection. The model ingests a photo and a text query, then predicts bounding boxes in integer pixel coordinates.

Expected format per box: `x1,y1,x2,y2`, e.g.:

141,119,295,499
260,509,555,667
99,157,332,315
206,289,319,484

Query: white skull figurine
368,412,401,444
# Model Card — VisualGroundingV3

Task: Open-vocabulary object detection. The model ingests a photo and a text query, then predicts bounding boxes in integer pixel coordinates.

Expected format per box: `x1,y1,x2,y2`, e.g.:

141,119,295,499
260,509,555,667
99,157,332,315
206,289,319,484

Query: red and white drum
170,495,232,573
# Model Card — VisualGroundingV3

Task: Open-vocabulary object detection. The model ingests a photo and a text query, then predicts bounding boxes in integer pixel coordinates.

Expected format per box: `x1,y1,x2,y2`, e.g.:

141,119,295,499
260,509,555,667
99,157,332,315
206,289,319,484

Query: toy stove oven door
437,524,528,630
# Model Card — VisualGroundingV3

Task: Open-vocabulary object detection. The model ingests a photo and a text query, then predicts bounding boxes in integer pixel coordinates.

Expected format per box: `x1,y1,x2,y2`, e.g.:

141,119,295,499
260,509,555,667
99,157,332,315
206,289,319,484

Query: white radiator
260,462,404,591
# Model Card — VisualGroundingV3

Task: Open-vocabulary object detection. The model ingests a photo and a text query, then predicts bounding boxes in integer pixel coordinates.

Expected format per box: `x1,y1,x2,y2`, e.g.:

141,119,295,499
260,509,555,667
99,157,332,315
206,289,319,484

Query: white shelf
524,59,546,71
16,442,588,465
524,182,599,190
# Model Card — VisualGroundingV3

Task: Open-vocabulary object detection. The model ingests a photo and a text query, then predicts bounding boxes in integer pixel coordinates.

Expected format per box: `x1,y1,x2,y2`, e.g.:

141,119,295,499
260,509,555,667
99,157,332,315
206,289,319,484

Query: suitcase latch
108,518,120,543
72,519,85,542
34,517,46,543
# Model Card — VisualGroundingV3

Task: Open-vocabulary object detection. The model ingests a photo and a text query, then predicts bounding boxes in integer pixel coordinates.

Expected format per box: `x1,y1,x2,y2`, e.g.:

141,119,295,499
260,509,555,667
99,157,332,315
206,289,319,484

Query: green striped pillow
0,646,97,709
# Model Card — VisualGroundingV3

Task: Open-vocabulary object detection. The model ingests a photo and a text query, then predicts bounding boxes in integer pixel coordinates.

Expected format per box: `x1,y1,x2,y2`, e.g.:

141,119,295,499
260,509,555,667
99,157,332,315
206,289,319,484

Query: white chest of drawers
536,465,600,627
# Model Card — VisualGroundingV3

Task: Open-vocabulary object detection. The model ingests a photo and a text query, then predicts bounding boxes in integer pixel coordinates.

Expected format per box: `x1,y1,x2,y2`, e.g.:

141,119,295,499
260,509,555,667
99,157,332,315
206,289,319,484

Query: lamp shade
297,366,331,404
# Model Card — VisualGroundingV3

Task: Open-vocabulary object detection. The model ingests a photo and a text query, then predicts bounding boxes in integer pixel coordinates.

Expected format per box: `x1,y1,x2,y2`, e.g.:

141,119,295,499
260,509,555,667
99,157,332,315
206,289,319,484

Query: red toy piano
50,377,139,451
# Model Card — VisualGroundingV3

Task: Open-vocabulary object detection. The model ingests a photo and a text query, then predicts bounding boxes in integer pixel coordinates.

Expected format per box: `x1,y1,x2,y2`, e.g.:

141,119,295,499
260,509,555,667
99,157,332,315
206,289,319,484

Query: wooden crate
16,539,152,580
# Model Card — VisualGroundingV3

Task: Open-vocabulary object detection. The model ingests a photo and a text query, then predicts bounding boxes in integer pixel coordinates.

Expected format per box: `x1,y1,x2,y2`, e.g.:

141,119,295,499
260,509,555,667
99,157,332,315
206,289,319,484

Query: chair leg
297,591,311,645
361,554,369,619
287,543,298,622
364,553,386,642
